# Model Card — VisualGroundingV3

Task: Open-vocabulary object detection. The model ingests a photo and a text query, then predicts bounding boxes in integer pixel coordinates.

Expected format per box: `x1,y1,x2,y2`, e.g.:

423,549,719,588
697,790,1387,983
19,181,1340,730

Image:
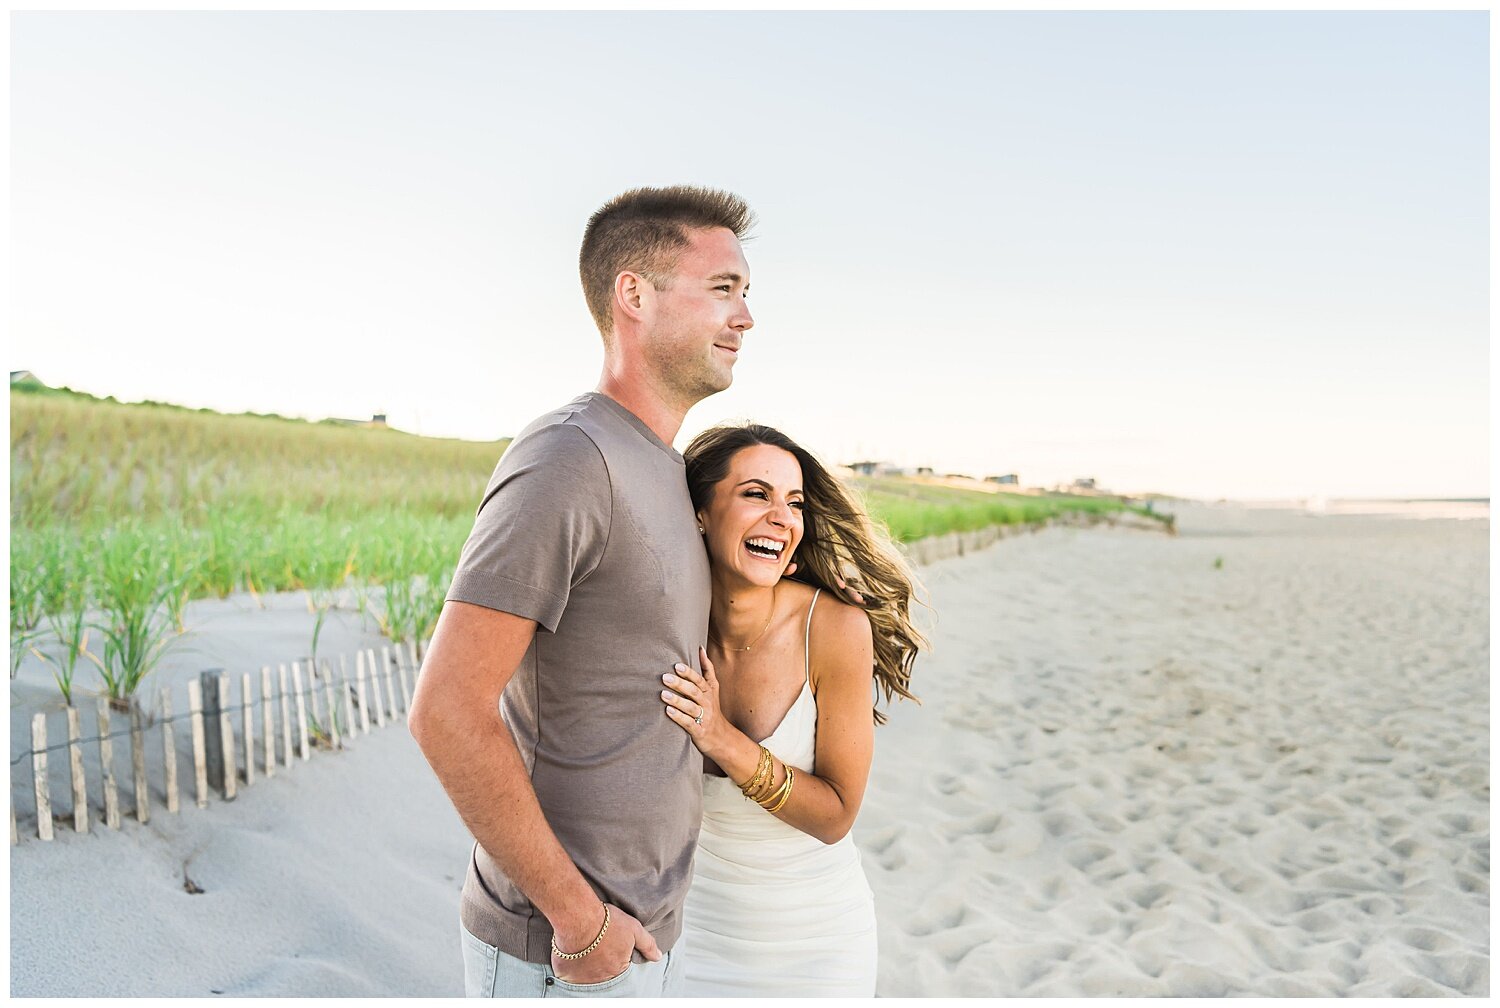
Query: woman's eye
746,489,767,499
790,501,805,510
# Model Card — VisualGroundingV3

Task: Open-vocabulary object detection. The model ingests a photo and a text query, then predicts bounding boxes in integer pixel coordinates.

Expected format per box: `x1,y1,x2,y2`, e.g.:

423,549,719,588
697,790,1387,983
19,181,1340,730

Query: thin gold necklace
710,585,777,652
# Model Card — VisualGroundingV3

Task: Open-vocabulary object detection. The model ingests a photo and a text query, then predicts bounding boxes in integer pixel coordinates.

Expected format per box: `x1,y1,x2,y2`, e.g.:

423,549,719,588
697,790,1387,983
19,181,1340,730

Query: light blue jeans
461,922,686,998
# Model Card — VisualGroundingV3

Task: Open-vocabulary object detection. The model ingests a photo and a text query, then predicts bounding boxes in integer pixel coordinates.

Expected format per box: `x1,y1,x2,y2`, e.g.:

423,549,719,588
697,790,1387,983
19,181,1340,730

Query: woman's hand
782,561,866,606
662,647,729,760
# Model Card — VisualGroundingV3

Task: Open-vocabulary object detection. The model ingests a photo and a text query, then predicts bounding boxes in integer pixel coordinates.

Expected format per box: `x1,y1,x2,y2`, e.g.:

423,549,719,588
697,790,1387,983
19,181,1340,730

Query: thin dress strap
804,588,822,687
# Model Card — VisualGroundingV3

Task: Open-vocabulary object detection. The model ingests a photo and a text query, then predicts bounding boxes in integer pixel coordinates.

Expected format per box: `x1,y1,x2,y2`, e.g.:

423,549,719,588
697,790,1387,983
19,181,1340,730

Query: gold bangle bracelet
738,746,773,799
752,762,779,804
758,764,792,809
740,746,769,793
766,766,796,814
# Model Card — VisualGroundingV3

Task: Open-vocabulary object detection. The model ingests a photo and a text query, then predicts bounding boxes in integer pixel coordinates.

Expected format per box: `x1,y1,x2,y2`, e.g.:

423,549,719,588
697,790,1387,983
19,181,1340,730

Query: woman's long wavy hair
685,423,926,725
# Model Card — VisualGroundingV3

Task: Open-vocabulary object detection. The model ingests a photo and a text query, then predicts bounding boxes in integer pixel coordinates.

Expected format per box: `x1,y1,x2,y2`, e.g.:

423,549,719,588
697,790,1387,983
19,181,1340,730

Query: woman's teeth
745,537,784,560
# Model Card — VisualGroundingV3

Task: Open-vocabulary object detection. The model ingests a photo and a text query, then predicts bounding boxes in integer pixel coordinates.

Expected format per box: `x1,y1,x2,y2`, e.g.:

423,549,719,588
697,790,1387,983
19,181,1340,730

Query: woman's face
697,444,805,588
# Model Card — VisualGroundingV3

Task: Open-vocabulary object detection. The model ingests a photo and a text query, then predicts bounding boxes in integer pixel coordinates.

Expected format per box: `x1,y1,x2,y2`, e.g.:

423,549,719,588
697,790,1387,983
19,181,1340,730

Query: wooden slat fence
10,639,429,844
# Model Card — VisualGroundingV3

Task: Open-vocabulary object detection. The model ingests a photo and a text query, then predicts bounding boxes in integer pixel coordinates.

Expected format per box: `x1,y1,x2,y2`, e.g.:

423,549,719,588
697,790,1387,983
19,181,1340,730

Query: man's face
642,226,753,406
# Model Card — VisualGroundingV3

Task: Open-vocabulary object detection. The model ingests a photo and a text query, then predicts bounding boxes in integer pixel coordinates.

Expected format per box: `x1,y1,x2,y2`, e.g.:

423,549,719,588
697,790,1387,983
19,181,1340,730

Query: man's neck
594,367,688,447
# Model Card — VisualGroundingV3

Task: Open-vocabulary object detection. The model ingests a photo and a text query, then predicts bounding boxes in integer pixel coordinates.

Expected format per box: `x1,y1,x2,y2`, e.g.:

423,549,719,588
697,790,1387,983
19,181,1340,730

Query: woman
659,423,925,996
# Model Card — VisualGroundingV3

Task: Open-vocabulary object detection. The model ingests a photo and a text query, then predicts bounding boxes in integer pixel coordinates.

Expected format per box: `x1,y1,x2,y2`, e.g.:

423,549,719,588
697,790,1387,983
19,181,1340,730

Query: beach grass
11,385,1161,697
851,475,1162,542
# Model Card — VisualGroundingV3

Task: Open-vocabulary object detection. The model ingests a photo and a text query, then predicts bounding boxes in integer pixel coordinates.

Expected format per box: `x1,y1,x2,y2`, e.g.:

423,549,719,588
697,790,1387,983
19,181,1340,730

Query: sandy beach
9,503,1489,996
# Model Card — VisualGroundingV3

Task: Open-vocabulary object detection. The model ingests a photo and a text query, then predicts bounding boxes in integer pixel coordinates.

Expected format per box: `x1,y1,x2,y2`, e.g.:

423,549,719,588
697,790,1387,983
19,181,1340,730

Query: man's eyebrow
707,272,745,284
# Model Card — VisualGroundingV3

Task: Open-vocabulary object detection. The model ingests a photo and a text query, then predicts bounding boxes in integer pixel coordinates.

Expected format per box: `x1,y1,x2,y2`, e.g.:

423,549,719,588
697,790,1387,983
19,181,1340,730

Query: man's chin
700,369,734,397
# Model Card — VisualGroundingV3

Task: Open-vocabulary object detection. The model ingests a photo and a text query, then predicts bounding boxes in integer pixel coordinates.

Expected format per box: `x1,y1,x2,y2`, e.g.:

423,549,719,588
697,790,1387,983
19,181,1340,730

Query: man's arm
408,599,658,982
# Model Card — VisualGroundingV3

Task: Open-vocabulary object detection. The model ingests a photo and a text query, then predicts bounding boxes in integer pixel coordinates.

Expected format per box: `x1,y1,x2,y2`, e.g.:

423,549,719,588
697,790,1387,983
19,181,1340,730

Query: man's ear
614,270,654,327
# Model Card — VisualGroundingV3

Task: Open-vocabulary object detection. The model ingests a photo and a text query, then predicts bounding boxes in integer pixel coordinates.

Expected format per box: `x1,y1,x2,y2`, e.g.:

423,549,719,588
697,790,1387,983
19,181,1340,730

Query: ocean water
1309,498,1489,520
1233,498,1489,520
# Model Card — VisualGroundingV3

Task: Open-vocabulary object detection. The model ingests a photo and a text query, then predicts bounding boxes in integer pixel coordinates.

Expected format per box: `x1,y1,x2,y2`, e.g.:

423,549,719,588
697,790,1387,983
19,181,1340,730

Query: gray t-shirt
446,392,711,965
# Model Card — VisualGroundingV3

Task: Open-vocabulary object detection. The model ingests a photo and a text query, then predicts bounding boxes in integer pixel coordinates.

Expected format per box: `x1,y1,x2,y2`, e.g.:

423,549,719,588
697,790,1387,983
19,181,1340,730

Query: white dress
680,590,879,996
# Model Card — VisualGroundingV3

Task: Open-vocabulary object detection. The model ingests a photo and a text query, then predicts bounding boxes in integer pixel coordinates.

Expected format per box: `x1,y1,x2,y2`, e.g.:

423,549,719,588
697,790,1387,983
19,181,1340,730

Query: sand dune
9,504,1489,996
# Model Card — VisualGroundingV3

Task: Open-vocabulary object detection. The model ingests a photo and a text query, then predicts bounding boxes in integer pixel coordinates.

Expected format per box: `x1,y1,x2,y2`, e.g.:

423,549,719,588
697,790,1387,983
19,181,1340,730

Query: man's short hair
579,185,755,337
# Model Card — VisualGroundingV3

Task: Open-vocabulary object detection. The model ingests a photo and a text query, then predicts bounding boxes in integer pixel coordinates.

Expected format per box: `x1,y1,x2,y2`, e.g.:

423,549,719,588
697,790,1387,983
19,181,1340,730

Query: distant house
326,413,389,429
916,466,935,477
845,460,915,477
1072,477,1097,491
11,370,37,385
986,474,1020,486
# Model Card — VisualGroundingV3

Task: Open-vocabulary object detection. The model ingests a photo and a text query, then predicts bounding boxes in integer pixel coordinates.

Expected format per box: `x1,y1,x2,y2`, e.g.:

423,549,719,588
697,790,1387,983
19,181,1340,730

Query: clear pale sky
10,11,1489,500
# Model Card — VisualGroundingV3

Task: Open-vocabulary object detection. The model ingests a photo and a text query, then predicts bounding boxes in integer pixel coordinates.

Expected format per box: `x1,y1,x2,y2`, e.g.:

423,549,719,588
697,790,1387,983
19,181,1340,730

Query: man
409,186,755,997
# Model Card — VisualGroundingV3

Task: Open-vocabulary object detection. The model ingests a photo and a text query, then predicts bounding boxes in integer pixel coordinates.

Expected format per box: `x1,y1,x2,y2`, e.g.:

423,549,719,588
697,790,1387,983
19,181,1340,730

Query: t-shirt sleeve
445,422,611,634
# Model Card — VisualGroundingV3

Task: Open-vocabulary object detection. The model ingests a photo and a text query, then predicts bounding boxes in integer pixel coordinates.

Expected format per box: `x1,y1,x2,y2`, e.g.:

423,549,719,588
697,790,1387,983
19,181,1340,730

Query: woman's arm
662,602,875,844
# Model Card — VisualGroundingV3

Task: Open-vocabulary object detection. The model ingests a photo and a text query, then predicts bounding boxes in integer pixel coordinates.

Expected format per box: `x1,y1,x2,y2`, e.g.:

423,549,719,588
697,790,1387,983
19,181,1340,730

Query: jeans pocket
458,924,499,998
548,961,635,995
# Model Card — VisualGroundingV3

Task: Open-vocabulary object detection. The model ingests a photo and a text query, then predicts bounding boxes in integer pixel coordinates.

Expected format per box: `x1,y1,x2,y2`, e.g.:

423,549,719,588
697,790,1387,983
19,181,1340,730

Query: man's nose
732,298,754,331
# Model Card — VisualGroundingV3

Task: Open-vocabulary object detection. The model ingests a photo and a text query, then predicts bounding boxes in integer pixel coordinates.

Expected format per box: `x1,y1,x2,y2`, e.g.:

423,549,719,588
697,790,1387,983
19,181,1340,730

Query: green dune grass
10,384,1164,697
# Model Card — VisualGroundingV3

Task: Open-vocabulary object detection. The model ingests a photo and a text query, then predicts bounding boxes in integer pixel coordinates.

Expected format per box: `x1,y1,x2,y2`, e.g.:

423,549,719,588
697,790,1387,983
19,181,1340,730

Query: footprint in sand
1293,908,1339,935
931,927,999,970
1410,949,1488,994
861,824,903,855
1454,869,1487,896
1398,926,1460,954
1243,924,1306,973
1042,811,1084,839
1216,865,1264,895
1387,836,1421,859
1292,809,1336,831
1313,868,1380,894
982,816,1044,857
940,811,1003,840
1088,811,1127,834
1438,812,1483,836
1062,840,1115,872
932,773,965,796
1127,882,1171,910
904,900,967,937
1354,894,1399,918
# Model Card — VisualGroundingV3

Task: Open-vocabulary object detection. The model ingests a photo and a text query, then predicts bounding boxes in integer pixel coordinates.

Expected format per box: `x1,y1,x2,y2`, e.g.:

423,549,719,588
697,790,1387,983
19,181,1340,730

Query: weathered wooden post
321,659,341,749
97,697,121,828
31,713,52,842
278,663,293,766
291,661,310,761
367,648,386,727
130,705,150,823
186,678,209,809
242,672,255,787
201,671,225,794
355,651,371,735
260,666,275,777
160,686,179,814
340,654,356,744
382,645,399,717
67,707,88,834
306,660,325,746
217,673,237,800
396,648,413,716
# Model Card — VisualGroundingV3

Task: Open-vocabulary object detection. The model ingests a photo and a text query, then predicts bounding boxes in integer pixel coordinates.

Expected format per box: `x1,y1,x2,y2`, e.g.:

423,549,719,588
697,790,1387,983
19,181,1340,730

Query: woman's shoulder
781,579,869,630
800,583,873,692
